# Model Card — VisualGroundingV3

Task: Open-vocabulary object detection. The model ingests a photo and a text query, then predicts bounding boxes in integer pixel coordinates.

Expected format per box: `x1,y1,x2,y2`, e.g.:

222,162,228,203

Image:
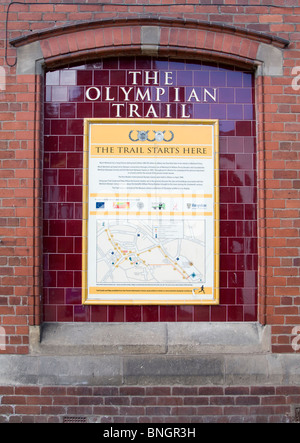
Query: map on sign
96,219,205,286
83,118,219,304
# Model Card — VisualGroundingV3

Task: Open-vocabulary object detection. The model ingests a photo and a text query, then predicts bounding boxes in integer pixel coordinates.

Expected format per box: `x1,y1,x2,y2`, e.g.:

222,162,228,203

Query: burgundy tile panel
43,57,257,323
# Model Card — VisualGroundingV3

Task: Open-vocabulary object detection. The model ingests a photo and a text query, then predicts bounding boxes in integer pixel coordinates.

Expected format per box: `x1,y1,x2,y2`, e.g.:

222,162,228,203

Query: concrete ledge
0,322,297,387
0,353,300,386
30,322,271,356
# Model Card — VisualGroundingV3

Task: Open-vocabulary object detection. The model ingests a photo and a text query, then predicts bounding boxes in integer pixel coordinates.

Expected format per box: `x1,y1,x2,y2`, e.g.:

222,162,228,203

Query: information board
82,119,219,305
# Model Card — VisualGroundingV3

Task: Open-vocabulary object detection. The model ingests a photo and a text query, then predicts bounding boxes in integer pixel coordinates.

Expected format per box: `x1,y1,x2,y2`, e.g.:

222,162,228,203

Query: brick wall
0,385,299,423
1,0,299,353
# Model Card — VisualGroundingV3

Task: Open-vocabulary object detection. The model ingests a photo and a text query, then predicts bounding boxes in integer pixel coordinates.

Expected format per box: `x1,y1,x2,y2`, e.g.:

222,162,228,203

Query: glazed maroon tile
49,254,65,271
60,69,77,86
49,220,65,236
227,170,244,187
220,121,235,137
57,270,73,287
46,70,60,85
52,86,68,102
221,221,236,237
136,57,152,70
125,306,141,322
74,305,90,322
177,306,194,321
74,271,82,288
58,136,76,152
194,71,210,86
77,103,93,118
67,119,84,135
244,305,257,322
143,306,159,322
119,57,135,70
57,236,73,253
244,104,255,120
227,105,243,120
66,220,82,236
211,306,227,322
108,306,124,322
228,204,244,220
110,70,126,86
45,185,66,203
220,204,228,220
43,305,56,322
45,103,59,118
44,135,58,152
49,153,67,169
48,288,65,305
228,238,244,254
67,153,83,169
220,255,236,270
51,119,67,135
60,103,76,119
236,121,252,137
235,88,253,103
245,203,257,220
58,169,74,185
221,289,236,304
236,288,255,304
194,104,210,119
159,306,176,322
43,270,56,288
44,237,57,254
44,169,58,186
91,306,108,322
237,254,253,271
228,306,244,322
66,186,83,203
57,305,74,322
103,59,119,69
210,104,226,120
177,70,193,86
66,288,81,305
242,72,254,87
43,57,258,324
77,70,93,85
43,202,57,220
210,70,227,87
244,271,257,288
227,70,243,87
68,86,85,102
57,203,74,220
94,102,110,117
66,254,82,270
228,271,244,288
220,187,236,203
194,306,210,322
219,88,234,103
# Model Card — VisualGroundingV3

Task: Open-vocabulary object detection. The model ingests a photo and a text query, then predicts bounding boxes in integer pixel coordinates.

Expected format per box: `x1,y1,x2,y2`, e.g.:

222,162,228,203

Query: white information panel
82,119,219,305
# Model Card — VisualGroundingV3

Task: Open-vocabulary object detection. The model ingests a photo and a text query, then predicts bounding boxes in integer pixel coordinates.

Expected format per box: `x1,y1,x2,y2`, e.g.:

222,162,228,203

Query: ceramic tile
43,57,258,323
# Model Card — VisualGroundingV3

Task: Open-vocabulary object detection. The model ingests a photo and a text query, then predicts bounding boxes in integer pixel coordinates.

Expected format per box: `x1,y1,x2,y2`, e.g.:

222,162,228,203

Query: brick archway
11,17,288,70
10,18,288,328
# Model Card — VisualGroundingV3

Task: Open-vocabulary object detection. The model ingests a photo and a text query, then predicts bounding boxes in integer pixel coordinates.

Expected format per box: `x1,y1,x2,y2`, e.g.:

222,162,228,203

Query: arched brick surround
10,18,288,336
12,17,288,70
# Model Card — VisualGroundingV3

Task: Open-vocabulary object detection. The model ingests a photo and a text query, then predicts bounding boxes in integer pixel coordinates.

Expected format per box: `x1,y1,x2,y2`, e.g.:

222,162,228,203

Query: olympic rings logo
129,130,174,142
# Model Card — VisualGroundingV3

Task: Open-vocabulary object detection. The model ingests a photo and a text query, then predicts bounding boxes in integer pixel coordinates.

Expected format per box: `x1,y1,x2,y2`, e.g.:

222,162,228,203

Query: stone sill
29,322,271,356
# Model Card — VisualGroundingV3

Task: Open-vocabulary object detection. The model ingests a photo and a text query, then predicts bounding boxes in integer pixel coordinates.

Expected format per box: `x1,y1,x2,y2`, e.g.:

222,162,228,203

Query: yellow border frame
82,118,219,305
